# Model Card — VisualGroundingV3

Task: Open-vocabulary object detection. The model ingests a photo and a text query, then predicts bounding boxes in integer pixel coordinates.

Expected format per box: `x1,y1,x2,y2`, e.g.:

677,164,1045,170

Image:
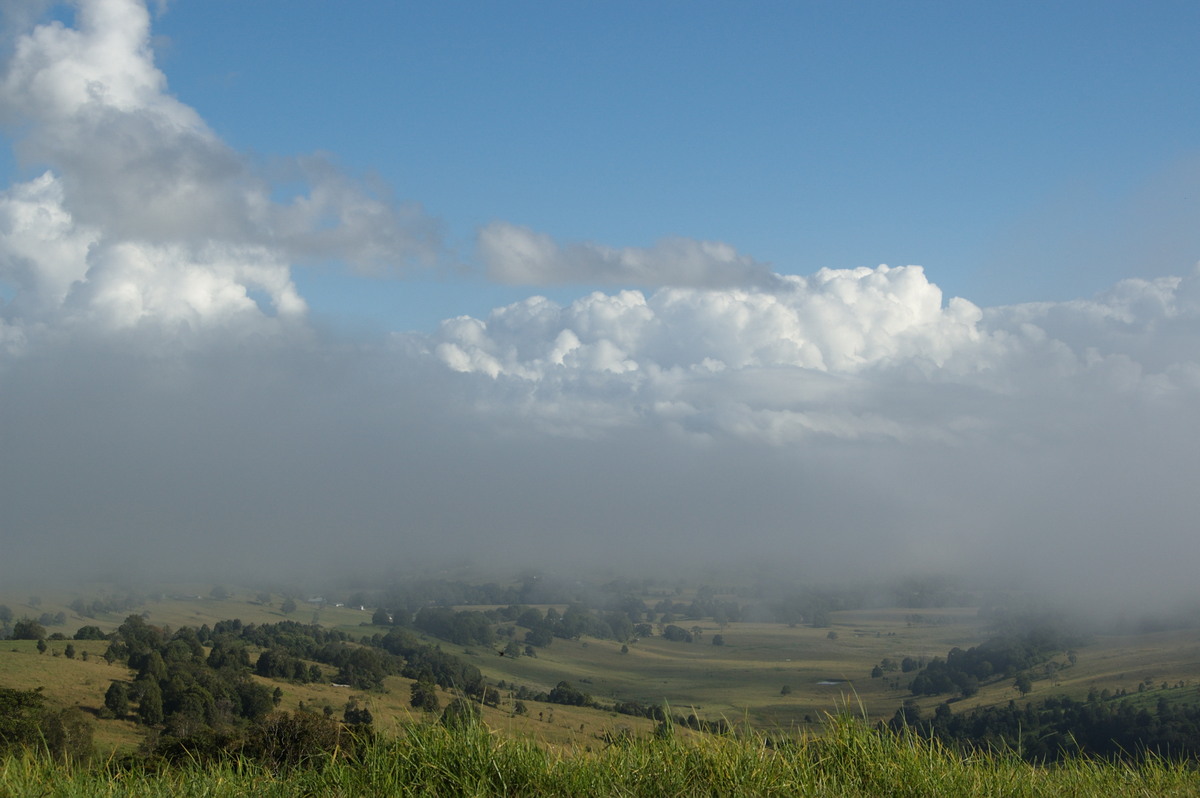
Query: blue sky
112,0,1200,331
3,1,1200,600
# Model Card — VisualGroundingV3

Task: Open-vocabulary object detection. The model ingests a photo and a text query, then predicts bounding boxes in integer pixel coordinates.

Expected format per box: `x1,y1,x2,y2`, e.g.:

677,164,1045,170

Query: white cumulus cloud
0,0,440,352
424,263,1200,444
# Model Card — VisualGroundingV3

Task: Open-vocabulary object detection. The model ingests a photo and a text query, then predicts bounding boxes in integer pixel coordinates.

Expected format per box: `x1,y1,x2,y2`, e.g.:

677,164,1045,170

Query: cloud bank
2,1,1199,612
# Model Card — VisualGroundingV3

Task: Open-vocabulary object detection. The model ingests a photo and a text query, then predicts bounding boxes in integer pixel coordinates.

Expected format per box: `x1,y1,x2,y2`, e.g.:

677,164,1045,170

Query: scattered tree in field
781,685,793,696
711,634,726,646
662,625,693,642
410,680,440,713
342,697,373,726
280,598,297,615
64,643,75,659
548,681,592,707
209,586,230,601
74,625,107,640
36,639,47,654
12,619,46,640
1014,673,1033,697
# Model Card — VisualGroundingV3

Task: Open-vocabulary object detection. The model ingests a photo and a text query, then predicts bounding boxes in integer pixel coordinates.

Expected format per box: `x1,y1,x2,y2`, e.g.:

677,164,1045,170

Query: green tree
1014,673,1033,697
410,680,440,713
12,618,46,640
280,598,297,615
138,681,164,726
104,681,130,717
0,687,45,755
64,643,76,659
74,625,107,640
440,698,479,729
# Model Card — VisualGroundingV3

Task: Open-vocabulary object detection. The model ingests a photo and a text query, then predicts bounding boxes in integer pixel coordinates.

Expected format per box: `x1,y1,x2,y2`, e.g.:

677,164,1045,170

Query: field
3,584,1200,755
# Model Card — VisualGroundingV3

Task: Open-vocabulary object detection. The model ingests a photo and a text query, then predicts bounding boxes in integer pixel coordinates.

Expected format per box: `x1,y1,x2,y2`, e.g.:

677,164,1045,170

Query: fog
2,1,1200,617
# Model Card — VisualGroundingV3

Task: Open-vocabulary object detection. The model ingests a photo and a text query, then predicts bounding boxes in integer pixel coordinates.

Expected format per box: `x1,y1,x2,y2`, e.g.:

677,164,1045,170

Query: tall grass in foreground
2,715,1198,797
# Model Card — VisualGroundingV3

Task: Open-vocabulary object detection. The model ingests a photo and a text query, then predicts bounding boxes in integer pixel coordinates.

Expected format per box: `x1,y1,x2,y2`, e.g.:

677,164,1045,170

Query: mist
2,1,1200,618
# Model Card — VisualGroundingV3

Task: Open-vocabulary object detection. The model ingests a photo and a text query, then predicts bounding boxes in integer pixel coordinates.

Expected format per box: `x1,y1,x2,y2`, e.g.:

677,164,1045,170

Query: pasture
3,584,1200,753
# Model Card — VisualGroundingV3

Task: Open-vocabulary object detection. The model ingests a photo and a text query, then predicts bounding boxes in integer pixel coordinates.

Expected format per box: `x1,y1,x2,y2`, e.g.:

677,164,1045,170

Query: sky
1,0,1200,610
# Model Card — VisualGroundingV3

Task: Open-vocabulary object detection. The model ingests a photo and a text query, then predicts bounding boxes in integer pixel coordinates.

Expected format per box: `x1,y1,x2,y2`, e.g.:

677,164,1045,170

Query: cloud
423,262,1200,478
478,220,779,288
0,0,440,344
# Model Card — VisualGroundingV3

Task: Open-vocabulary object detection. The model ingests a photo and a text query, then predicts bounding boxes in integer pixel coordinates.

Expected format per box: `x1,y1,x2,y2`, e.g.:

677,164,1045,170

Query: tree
138,681,163,726
410,680,440,713
1014,672,1033,697
711,634,726,646
36,639,47,654
342,697,373,726
662,625,693,643
371,607,391,626
440,698,479,729
548,681,591,707
64,643,76,659
12,619,46,640
209,586,229,601
280,598,297,615
104,681,130,717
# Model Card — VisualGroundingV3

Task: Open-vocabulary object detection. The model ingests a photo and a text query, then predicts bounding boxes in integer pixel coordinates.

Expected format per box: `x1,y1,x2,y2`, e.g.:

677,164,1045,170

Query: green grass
3,714,1199,797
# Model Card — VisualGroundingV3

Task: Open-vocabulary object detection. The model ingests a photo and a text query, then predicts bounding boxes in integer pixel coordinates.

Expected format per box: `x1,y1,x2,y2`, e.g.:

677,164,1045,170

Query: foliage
0,688,93,763
73,625,108,640
547,681,593,707
10,619,45,640
661,625,693,642
918,693,1200,763
907,628,1071,697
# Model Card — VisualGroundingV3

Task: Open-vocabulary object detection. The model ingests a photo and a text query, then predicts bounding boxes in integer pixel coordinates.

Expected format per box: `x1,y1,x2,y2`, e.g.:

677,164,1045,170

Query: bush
244,711,349,771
